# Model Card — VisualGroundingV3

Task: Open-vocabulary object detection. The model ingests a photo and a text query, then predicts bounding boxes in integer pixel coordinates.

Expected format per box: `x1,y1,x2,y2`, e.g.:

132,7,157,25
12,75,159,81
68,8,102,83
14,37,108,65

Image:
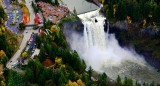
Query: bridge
24,24,43,27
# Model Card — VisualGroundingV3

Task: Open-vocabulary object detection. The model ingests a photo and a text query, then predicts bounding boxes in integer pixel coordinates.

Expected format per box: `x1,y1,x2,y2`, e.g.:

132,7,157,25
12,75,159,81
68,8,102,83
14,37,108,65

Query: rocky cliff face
105,20,160,71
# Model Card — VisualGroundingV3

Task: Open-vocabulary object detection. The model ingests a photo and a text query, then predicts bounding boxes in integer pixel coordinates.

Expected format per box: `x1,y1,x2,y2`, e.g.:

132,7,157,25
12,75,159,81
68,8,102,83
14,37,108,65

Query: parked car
25,46,30,52
11,61,19,68
28,41,31,45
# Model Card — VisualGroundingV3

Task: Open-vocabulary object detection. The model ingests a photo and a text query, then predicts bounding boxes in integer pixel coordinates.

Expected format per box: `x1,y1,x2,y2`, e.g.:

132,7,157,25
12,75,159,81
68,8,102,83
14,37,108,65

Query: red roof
34,13,41,24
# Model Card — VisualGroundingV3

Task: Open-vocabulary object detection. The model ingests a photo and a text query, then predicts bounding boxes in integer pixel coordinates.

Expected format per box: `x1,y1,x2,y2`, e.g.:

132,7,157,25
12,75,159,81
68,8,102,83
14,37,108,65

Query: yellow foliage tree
0,18,4,25
0,25,5,35
153,22,157,28
77,79,85,86
68,80,78,86
67,79,85,86
21,51,28,58
0,29,2,35
60,64,66,69
113,4,117,17
143,19,147,28
102,0,105,4
126,16,132,24
0,26,5,32
0,50,6,58
55,57,62,65
51,25,60,36
0,50,6,63
0,64,6,86
20,2,30,24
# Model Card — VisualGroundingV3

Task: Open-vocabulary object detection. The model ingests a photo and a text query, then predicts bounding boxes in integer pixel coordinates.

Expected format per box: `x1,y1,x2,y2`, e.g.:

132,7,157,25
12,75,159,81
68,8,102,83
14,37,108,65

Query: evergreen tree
68,66,77,81
116,75,122,86
152,5,160,25
116,0,127,20
39,45,46,62
58,74,67,86
55,0,59,6
18,22,25,30
135,81,141,86
7,70,25,86
123,77,133,86
98,73,108,86
82,73,89,86
35,35,41,49
73,7,77,15
107,0,114,20
150,81,155,86
24,67,34,84
0,7,6,23
88,66,93,80
31,2,39,14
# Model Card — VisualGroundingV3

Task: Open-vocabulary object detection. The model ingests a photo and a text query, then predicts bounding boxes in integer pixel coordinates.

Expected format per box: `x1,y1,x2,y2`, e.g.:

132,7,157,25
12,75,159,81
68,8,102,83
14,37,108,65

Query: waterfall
78,10,106,49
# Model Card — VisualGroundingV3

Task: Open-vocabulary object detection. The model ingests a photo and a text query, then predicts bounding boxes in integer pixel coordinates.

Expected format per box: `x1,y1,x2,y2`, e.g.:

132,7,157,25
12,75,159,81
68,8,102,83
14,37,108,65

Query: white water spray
68,9,160,83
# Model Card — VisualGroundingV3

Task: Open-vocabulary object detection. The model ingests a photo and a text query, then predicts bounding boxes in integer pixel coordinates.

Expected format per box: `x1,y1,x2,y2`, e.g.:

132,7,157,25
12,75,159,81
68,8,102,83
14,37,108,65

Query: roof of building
37,1,70,23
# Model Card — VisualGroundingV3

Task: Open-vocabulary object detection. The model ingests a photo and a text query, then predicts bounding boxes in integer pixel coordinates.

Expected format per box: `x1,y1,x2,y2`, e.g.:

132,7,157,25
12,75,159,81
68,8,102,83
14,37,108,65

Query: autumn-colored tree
51,25,60,36
0,64,6,86
0,7,6,24
0,26,5,32
0,50,8,65
55,57,62,65
67,80,78,86
77,79,85,86
0,50,6,58
143,19,147,28
126,16,132,24
0,26,5,35
21,51,28,59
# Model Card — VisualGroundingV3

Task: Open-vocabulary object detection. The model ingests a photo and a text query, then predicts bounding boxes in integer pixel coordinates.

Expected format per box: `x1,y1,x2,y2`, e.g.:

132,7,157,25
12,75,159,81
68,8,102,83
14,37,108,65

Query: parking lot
3,0,23,34
6,0,39,69
25,33,37,54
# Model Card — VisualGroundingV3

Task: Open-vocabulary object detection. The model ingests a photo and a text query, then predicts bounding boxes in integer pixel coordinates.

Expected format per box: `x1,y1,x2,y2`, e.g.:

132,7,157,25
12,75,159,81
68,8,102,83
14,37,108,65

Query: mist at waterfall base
66,10,160,83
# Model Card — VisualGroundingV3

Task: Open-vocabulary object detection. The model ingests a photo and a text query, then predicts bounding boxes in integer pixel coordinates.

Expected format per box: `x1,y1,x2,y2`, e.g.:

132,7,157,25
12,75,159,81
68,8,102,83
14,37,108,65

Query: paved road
6,0,38,69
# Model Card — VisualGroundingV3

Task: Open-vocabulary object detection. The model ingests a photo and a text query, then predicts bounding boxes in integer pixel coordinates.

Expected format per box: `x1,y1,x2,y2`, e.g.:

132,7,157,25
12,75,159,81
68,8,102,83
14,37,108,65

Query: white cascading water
83,12,106,49
68,9,160,83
